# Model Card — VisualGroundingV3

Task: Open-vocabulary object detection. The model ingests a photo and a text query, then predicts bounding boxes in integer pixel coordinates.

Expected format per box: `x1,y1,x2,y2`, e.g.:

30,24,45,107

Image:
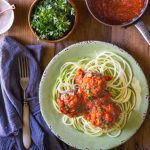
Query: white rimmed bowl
0,0,14,34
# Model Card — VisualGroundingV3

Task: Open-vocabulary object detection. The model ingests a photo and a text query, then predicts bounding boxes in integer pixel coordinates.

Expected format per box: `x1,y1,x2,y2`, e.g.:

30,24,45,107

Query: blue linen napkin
0,36,71,150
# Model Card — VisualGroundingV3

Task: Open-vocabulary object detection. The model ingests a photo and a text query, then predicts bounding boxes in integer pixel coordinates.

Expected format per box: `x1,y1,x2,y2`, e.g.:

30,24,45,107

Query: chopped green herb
88,96,93,100
83,85,86,90
75,85,78,91
31,0,75,40
98,107,103,112
104,124,108,128
87,90,90,94
64,105,69,110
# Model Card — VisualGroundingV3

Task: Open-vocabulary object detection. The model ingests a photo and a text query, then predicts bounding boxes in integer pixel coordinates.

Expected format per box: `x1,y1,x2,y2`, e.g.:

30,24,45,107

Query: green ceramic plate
39,41,149,150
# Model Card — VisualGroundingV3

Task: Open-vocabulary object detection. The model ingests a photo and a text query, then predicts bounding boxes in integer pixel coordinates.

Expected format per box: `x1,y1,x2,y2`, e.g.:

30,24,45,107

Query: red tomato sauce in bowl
87,0,146,25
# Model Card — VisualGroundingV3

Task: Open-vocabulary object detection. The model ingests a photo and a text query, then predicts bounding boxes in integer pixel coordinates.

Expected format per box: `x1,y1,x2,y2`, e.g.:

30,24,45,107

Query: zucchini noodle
52,51,139,137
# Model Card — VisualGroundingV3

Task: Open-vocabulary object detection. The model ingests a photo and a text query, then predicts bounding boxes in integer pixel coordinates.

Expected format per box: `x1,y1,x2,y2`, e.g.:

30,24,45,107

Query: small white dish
0,0,14,34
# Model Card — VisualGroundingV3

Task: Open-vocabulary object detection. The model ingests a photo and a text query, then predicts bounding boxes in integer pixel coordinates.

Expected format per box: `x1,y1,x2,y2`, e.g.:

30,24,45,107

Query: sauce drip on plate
88,0,145,25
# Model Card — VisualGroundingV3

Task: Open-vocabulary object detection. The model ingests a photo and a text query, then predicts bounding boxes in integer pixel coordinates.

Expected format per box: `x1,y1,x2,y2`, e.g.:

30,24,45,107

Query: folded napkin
0,36,71,150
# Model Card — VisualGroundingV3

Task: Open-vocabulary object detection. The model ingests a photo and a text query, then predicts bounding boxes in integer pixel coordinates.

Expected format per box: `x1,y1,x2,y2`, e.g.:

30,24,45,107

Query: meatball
57,92,85,117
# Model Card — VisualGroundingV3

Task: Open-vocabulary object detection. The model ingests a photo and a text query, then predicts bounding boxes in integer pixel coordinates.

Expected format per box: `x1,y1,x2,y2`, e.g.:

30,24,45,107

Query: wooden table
1,0,150,149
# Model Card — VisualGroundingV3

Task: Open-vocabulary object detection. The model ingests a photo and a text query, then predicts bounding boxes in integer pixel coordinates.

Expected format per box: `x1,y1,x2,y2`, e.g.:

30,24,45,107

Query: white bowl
0,0,14,34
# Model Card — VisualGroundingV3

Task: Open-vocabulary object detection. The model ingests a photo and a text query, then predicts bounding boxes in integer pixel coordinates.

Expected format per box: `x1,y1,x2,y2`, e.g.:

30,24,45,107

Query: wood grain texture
0,0,150,150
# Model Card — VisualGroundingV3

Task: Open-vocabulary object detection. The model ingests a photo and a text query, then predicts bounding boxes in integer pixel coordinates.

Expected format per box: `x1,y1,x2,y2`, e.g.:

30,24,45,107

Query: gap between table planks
0,0,149,150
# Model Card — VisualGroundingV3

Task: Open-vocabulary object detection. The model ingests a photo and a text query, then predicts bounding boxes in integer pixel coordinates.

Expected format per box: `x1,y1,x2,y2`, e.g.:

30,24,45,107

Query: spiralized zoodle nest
52,51,139,138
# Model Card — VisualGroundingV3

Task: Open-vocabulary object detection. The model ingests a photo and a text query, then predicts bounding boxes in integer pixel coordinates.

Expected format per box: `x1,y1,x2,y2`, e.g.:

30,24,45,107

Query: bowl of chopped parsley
28,0,77,42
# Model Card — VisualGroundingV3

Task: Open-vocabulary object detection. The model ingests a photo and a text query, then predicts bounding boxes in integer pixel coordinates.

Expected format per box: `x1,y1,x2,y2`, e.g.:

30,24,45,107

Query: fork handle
23,102,31,149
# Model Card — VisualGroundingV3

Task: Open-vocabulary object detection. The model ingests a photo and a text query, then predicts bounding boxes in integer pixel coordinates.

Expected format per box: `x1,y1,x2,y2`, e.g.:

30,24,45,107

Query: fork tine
23,56,26,77
25,57,29,77
24,56,28,77
21,56,25,77
23,56,28,77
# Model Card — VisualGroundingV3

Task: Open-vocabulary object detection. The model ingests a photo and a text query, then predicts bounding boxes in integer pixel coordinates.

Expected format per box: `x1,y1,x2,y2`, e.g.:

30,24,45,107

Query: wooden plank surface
0,0,150,149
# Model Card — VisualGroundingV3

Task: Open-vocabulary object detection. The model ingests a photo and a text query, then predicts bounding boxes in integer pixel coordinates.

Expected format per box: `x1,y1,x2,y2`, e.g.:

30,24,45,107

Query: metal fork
18,56,31,149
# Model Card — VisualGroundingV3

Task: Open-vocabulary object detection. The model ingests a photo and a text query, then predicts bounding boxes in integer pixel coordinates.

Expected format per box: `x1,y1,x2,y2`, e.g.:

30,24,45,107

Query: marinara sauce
88,0,145,24
58,69,121,129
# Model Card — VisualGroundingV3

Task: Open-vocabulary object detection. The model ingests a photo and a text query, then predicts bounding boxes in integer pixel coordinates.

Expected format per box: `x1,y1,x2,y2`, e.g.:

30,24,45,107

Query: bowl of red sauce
86,0,150,45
